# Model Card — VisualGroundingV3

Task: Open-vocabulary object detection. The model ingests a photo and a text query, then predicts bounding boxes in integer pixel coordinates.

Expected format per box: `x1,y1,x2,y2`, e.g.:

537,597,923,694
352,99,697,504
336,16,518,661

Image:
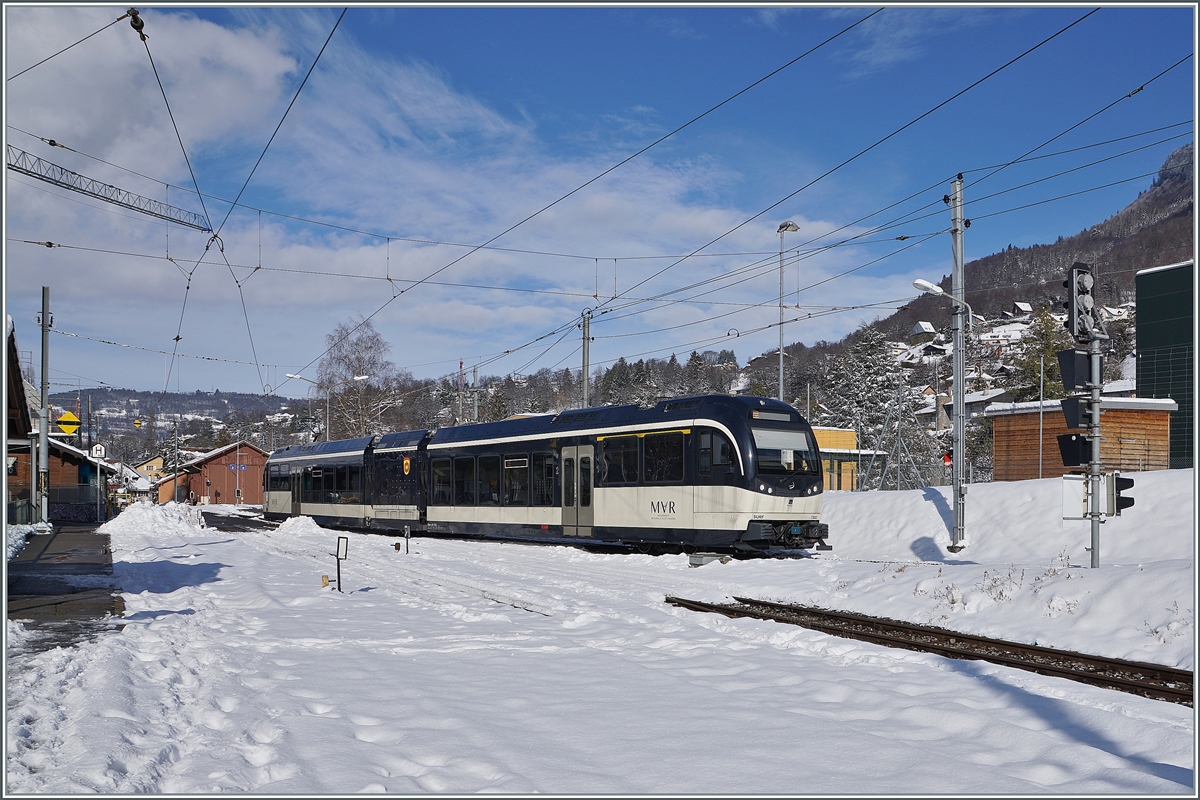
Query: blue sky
4,5,1194,399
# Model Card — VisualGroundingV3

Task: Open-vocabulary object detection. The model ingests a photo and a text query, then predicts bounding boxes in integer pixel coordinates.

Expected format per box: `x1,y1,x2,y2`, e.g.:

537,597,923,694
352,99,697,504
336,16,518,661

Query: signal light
1060,397,1098,430
1057,433,1088,467
1106,472,1134,516
1062,262,1096,342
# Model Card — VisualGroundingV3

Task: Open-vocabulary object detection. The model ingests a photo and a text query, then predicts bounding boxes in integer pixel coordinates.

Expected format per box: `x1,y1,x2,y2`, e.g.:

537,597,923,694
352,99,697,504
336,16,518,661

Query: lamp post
914,278,974,550
286,373,368,442
777,221,799,401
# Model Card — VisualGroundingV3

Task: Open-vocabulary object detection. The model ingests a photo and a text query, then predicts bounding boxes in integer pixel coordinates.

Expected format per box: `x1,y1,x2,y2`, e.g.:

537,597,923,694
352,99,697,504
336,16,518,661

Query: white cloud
3,7,962,392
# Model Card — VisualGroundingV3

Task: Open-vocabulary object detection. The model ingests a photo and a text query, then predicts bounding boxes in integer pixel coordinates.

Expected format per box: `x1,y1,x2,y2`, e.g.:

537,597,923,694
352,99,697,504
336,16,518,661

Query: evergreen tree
1002,308,1075,402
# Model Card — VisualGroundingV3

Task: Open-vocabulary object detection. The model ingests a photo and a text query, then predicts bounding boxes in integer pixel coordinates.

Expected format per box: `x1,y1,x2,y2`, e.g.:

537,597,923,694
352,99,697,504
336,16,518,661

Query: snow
5,524,43,561
5,472,1194,793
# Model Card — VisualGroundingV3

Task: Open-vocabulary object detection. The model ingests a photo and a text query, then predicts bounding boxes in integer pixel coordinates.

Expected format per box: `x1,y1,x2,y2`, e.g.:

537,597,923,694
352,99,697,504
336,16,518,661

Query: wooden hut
984,397,1177,481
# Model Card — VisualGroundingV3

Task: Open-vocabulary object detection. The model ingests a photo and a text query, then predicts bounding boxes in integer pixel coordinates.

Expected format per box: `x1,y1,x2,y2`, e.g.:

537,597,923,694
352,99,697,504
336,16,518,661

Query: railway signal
1062,262,1097,342
1106,473,1135,516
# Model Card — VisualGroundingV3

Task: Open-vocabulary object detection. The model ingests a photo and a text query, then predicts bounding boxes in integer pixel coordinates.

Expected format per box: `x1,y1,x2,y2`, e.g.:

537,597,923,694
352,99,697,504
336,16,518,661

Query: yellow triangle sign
58,411,80,435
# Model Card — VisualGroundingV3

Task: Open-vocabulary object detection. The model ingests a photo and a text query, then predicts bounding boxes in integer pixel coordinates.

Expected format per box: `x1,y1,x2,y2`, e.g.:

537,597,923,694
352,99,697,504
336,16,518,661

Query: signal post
1056,262,1133,568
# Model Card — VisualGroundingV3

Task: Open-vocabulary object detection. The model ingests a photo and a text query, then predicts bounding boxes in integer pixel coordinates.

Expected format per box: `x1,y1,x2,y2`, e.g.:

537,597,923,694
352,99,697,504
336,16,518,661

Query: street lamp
777,221,799,401
286,373,369,442
913,278,974,551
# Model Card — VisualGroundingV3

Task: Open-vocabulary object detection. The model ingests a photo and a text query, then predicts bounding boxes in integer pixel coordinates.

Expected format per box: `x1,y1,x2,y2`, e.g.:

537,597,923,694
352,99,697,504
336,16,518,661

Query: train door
290,469,302,516
560,445,594,537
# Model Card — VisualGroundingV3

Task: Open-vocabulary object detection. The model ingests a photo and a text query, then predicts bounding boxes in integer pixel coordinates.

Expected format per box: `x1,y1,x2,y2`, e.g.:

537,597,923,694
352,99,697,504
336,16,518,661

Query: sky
5,467,1193,791
3,4,1195,398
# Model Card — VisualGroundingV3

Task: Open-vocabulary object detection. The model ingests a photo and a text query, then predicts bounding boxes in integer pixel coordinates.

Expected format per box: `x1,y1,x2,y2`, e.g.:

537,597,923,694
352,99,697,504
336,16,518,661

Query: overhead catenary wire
139,9,345,396
275,9,882,396
6,116,1185,266
600,8,1103,312
7,10,131,81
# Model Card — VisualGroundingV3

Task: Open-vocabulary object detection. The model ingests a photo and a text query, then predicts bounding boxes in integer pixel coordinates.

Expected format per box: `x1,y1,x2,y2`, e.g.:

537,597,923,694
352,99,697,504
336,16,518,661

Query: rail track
665,595,1193,706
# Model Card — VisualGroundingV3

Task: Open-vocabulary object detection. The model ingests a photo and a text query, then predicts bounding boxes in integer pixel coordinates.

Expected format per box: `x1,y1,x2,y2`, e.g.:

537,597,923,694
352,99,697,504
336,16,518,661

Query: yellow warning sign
133,419,142,429
58,410,80,435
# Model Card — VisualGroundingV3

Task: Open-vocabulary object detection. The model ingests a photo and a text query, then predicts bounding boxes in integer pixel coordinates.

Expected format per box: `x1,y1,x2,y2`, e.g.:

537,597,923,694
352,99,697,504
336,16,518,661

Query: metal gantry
7,145,211,232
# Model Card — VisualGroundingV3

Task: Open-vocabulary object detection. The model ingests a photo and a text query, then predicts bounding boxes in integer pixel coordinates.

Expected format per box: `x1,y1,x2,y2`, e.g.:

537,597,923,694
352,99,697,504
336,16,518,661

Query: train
262,394,831,554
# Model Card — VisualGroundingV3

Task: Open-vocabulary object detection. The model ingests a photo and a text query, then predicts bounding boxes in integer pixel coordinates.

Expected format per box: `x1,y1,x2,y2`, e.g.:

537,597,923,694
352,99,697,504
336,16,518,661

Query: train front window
751,427,819,475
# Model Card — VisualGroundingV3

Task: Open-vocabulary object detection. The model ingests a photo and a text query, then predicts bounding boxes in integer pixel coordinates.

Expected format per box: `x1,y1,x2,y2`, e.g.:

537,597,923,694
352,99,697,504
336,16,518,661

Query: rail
665,595,1192,706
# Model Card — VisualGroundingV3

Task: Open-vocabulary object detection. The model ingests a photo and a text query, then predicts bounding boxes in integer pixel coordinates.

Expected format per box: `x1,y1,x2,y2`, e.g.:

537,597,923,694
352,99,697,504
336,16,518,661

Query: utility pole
457,359,464,424
777,221,799,401
581,310,592,408
949,175,967,552
472,364,479,422
36,286,51,531
173,417,179,504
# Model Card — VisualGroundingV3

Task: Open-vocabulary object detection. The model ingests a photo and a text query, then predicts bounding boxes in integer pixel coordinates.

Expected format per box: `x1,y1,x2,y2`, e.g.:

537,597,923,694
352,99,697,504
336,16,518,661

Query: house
155,441,270,505
1135,260,1192,469
977,321,1029,355
983,397,1177,481
811,427,885,491
909,321,938,343
8,431,119,523
6,316,34,523
1011,301,1033,318
134,454,168,483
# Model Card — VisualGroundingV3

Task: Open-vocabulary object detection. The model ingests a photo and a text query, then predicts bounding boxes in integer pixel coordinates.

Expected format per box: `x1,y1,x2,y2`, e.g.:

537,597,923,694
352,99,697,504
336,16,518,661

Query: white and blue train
262,394,830,554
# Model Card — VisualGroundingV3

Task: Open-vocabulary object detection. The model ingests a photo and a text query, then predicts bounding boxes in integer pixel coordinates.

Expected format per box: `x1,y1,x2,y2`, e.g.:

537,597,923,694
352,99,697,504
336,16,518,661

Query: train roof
266,396,807,459
427,394,805,445
269,435,375,460
374,429,430,452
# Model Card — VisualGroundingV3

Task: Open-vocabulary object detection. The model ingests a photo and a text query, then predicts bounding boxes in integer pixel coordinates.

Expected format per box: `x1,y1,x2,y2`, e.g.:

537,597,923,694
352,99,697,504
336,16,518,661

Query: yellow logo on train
402,457,411,475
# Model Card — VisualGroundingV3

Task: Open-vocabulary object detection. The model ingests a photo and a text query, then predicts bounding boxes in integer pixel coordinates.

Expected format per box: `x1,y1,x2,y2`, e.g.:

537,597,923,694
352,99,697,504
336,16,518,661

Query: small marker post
404,525,410,554
333,536,348,592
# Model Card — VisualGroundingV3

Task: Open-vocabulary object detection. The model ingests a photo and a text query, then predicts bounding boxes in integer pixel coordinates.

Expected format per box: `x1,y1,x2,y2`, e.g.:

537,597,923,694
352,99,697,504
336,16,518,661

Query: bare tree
318,317,403,440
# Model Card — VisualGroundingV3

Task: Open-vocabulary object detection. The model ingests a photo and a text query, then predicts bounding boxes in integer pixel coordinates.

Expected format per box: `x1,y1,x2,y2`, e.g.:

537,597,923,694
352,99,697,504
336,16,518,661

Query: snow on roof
177,440,269,470
983,396,1179,416
1135,259,1193,277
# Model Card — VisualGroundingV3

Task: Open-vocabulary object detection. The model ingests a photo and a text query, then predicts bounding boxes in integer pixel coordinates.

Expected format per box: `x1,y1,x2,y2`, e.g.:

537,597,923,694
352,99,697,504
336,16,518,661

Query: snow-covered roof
1135,259,1193,277
982,396,1179,416
176,440,270,470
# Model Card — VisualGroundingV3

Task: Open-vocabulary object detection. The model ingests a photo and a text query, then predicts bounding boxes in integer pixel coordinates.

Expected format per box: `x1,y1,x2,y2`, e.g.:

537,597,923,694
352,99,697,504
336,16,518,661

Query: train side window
531,452,555,506
323,466,336,498
600,436,639,484
303,467,314,502
431,458,452,505
644,432,684,483
347,464,362,503
454,457,476,506
478,455,500,506
503,455,529,506
335,465,348,493
699,433,712,474
579,457,591,507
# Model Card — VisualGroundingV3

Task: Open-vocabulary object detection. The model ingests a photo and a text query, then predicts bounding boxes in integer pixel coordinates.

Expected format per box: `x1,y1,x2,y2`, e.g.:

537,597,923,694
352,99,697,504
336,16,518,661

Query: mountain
875,142,1193,339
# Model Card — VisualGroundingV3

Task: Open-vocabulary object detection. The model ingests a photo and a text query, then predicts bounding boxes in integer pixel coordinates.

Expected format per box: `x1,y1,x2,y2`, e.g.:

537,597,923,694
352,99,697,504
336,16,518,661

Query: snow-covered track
666,595,1194,705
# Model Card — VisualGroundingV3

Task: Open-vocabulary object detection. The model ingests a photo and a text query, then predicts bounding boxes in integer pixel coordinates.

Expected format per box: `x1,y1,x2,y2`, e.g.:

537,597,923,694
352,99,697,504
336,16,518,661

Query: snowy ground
5,470,1194,793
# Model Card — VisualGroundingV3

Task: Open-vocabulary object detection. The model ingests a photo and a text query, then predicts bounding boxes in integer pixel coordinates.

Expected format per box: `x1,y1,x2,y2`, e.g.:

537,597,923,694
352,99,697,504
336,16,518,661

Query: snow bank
6,524,43,561
5,470,1193,794
823,467,1193,563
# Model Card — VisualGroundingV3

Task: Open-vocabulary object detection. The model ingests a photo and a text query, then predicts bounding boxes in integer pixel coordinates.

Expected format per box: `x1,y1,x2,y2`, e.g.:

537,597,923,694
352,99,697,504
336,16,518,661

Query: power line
605,8,1103,308
274,9,883,396
382,9,885,303
7,10,130,81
